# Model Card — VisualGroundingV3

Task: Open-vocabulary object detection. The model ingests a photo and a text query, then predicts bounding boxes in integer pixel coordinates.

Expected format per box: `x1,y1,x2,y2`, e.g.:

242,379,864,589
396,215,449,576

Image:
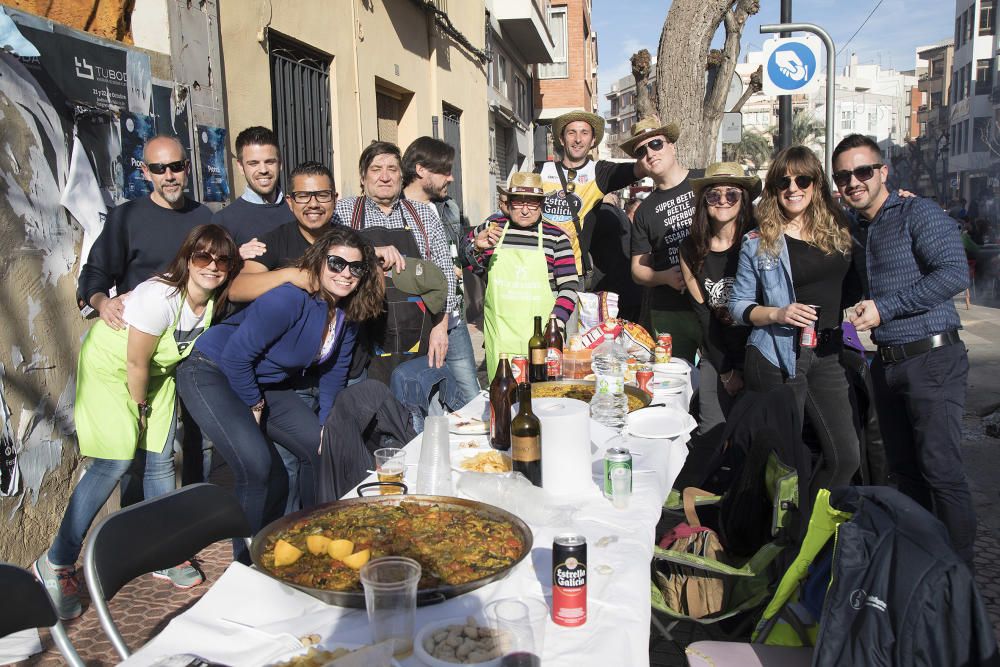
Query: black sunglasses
832,163,884,187
705,189,742,206
634,138,666,159
146,160,188,175
777,174,814,191
190,251,233,270
290,190,336,204
326,254,368,278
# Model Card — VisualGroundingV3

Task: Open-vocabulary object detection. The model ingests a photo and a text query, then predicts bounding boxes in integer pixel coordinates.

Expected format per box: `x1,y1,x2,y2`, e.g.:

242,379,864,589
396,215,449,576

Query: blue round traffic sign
767,41,817,92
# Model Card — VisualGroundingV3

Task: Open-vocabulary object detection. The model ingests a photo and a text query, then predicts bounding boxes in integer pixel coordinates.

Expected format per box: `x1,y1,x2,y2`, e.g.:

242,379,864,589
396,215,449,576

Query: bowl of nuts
414,616,503,666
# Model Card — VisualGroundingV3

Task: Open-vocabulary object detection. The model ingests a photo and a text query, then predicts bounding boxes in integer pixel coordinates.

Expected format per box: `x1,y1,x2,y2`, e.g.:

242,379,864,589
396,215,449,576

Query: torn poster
0,365,20,497
61,134,108,278
198,125,230,202
0,8,39,57
121,112,156,200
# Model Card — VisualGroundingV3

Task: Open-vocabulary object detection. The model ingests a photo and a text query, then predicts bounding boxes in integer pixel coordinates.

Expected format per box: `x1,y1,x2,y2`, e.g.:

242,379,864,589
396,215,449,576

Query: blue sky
593,0,956,113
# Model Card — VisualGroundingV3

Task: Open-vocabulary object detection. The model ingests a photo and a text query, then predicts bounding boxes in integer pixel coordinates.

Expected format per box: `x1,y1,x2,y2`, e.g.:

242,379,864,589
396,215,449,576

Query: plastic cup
374,447,406,495
611,466,631,509
416,416,453,495
360,557,421,658
486,597,548,662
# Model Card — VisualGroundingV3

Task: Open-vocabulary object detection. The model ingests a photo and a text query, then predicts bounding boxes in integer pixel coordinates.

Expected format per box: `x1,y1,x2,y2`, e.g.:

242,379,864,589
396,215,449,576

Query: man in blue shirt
833,133,975,567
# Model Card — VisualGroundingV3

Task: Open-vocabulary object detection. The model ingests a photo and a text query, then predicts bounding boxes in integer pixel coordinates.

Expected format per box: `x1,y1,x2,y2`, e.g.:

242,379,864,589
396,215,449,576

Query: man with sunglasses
78,135,212,329
536,110,644,283
833,133,975,568
621,117,705,364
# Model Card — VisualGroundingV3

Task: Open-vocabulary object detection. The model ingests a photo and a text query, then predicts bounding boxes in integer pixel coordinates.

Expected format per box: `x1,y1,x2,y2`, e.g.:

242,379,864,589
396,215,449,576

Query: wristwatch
250,398,266,412
136,400,152,418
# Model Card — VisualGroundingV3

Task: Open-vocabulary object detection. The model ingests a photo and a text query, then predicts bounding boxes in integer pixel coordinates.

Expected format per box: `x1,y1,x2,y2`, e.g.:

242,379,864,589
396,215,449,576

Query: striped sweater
464,214,580,323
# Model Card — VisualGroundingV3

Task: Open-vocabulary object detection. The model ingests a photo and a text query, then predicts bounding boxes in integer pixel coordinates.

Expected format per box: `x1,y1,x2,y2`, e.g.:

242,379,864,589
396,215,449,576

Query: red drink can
799,305,823,348
511,355,529,384
655,334,673,364
552,534,587,626
636,367,654,396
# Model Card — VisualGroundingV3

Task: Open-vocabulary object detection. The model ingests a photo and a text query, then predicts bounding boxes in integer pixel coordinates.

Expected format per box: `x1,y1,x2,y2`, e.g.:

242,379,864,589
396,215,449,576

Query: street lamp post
777,0,793,153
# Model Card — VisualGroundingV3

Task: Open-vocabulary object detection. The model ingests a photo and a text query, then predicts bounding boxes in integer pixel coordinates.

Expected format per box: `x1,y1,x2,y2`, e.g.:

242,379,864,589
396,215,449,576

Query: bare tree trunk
655,0,761,169
631,49,655,119
730,65,762,112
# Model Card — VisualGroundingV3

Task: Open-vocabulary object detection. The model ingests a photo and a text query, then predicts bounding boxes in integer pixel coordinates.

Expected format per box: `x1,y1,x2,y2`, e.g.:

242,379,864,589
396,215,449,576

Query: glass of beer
374,447,407,494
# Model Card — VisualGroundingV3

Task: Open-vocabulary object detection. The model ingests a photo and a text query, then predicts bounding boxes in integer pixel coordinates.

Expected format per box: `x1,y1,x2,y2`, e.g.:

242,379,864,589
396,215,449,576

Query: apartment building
914,41,954,197
603,58,656,158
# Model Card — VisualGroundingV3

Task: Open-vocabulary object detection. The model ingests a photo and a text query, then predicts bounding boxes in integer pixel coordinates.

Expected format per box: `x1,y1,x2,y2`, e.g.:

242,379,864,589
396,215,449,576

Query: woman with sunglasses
677,163,759,463
177,227,383,560
34,225,237,618
730,146,861,495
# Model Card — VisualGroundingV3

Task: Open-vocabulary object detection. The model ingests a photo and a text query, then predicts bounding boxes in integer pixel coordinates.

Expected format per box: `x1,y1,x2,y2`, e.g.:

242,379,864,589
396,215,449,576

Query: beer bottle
528,316,546,383
544,314,564,381
511,382,542,487
489,354,516,451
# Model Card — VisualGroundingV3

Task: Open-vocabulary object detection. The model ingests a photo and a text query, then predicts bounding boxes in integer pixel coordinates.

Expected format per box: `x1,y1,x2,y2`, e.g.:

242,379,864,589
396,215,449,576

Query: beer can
655,333,673,364
511,355,529,383
603,447,633,498
552,534,587,627
800,305,823,348
636,366,654,396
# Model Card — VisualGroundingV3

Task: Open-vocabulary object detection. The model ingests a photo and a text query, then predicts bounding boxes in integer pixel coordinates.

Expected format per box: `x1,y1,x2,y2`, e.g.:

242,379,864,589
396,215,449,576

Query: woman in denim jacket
729,146,860,495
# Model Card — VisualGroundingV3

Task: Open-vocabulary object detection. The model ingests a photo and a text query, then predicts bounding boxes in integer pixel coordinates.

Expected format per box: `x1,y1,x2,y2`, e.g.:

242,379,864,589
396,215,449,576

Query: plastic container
416,416,453,496
589,333,629,431
562,347,593,379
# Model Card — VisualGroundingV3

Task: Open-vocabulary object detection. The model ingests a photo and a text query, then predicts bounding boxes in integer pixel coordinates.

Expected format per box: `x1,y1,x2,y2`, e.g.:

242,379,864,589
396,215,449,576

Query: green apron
75,295,213,460
484,222,556,382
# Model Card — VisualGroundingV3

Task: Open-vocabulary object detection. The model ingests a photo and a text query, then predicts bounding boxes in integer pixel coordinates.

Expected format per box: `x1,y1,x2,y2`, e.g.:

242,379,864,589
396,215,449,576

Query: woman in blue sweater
177,227,383,558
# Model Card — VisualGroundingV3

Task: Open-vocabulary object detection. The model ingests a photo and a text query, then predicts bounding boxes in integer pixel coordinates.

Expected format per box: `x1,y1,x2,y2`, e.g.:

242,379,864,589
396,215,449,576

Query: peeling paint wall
0,1,227,567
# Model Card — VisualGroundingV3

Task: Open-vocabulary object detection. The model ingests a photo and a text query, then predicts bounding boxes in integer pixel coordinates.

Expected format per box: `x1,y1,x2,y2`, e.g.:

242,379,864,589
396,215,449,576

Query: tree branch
730,65,762,112
706,0,759,118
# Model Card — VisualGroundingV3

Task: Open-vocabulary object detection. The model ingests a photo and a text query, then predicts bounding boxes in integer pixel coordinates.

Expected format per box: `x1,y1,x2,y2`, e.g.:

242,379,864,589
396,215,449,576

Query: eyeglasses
832,163,884,187
510,199,541,211
705,189,742,206
634,138,666,159
777,175,814,191
190,251,233,271
290,190,336,204
146,160,188,175
326,254,368,278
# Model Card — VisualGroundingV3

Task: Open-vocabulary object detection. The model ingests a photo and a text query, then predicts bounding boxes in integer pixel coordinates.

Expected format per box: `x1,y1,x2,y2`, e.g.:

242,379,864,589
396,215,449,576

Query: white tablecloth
124,394,690,667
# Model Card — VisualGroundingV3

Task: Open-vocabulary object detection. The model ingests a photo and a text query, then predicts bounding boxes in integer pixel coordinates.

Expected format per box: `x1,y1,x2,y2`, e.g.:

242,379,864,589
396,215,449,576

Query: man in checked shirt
833,133,975,567
335,142,458,370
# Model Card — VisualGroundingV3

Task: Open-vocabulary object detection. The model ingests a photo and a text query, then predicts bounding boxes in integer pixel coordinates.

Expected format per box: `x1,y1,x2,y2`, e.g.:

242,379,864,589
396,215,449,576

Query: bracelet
135,400,152,418
250,399,266,412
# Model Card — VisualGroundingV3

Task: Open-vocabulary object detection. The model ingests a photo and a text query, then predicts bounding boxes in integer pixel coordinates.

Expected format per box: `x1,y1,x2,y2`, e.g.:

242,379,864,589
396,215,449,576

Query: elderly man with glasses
621,116,706,364
464,172,581,380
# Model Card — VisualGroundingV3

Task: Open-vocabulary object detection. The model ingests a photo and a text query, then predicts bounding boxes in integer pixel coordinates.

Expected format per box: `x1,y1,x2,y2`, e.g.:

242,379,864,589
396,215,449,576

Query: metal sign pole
761,23,836,179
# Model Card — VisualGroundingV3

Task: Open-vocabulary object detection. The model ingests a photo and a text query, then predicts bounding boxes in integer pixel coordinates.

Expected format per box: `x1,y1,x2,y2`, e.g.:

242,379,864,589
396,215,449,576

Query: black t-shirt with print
254,220,317,270
630,169,704,310
681,239,750,372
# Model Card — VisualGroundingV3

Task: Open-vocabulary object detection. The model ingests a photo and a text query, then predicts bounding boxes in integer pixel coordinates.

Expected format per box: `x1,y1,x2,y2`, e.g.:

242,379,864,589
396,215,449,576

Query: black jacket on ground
816,486,999,667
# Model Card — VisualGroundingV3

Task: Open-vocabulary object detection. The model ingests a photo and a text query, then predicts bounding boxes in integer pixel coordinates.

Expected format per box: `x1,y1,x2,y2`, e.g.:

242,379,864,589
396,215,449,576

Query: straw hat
617,116,680,158
500,172,546,198
689,162,762,200
553,110,605,147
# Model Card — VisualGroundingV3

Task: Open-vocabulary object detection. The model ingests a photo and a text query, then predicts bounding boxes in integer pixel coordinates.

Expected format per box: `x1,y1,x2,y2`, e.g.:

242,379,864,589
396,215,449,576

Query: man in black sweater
212,126,293,246
77,135,212,328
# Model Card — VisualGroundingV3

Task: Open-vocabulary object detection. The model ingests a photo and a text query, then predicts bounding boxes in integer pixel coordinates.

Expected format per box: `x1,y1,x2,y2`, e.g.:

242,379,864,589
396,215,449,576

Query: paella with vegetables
530,381,648,412
260,500,527,591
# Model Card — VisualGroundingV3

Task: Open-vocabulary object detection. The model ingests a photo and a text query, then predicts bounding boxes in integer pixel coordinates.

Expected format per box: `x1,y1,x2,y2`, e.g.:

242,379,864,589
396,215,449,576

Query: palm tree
769,110,826,152
726,130,772,174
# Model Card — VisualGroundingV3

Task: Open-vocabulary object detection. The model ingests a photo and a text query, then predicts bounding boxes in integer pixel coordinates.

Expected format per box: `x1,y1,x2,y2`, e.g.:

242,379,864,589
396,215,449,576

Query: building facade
603,59,655,158
218,0,491,224
914,41,954,198
533,0,599,161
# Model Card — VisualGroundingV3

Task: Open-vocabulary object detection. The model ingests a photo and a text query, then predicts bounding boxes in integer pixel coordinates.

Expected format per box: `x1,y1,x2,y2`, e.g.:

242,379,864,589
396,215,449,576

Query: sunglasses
510,199,541,211
146,160,188,175
290,190,336,204
705,189,742,206
777,174,815,191
634,138,666,159
832,163,884,187
326,254,368,278
190,251,233,270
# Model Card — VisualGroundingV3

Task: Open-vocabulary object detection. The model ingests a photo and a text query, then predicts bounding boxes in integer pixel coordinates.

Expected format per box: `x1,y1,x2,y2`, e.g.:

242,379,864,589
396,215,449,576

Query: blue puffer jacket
729,230,799,377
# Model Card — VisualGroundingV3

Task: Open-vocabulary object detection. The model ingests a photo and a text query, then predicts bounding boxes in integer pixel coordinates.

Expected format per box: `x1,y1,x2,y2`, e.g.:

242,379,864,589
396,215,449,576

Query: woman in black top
679,163,759,459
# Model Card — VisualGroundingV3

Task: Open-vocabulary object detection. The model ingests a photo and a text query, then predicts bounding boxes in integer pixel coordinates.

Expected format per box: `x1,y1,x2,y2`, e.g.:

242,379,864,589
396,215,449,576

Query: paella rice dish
531,382,646,411
261,501,526,591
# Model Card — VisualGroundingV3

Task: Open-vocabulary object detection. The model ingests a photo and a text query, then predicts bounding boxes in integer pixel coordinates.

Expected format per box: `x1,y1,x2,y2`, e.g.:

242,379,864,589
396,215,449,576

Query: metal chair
84,483,251,659
0,563,85,666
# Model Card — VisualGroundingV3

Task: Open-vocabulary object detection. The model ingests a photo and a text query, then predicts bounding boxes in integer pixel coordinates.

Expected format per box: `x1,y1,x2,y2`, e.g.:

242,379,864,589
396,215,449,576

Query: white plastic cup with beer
374,447,407,495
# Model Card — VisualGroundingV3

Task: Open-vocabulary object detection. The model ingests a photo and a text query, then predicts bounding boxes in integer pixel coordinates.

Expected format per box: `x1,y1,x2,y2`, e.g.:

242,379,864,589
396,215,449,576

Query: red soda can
511,355,529,384
552,534,587,626
636,367,654,396
655,334,673,364
799,305,823,348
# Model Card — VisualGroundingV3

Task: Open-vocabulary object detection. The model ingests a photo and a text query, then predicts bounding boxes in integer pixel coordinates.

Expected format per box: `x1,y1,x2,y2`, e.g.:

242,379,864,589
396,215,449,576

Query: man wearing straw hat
537,111,645,283
620,116,705,364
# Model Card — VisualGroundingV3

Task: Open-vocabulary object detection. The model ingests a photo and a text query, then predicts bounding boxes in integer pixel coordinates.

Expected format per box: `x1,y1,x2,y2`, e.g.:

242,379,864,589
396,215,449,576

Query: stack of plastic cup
416,416,453,496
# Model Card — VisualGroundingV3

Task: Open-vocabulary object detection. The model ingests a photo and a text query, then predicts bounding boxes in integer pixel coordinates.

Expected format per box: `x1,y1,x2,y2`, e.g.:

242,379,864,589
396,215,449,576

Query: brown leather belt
877,330,961,364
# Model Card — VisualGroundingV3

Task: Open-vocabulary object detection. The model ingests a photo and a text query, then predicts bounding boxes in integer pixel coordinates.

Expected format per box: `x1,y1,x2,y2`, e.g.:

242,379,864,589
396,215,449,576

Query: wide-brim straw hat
689,162,762,200
617,115,681,157
553,111,605,147
500,172,546,198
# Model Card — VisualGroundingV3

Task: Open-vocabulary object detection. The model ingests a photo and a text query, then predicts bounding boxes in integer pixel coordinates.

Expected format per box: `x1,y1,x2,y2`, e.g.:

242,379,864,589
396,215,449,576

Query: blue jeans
176,351,321,562
49,443,175,567
447,319,480,406
390,356,462,433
